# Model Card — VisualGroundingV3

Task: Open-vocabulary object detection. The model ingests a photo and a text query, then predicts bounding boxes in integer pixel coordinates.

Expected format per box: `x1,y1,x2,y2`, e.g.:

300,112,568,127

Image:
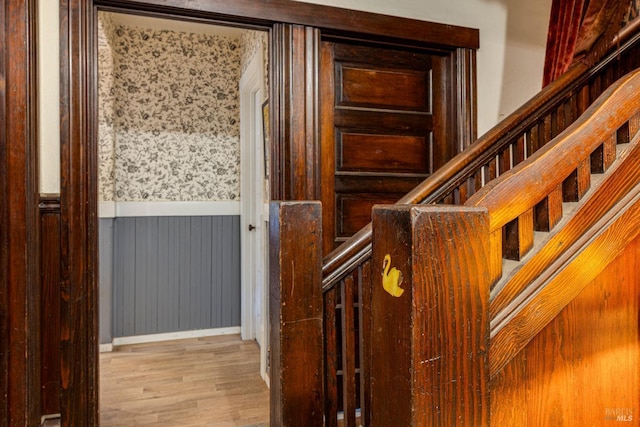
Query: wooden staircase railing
318,18,640,426
370,70,640,426
370,66,640,425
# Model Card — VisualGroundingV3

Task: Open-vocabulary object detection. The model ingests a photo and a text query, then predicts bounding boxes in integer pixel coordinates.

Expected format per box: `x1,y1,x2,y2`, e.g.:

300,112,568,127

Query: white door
239,46,269,385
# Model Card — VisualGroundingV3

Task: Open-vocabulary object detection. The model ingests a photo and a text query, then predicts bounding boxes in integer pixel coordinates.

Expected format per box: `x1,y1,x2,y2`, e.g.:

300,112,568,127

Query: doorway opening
96,11,270,424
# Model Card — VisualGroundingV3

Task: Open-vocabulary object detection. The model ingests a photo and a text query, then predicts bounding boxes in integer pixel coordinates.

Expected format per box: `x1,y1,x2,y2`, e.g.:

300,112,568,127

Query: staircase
270,20,640,427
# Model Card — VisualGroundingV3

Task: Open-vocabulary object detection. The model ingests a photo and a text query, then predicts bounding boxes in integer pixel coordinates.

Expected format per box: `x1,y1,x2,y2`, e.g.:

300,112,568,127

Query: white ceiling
107,12,248,40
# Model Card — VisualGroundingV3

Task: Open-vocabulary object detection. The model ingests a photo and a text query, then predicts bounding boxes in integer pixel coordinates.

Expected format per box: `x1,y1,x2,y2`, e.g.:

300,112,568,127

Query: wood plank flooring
100,334,269,426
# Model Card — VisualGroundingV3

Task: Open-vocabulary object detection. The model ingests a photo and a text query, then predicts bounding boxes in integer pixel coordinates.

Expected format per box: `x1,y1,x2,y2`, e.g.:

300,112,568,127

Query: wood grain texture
60,0,100,425
0,0,41,424
40,196,62,417
491,129,640,320
269,202,323,426
491,183,640,377
467,69,640,232
491,235,639,426
534,185,563,231
370,205,490,427
100,335,269,426
322,41,439,252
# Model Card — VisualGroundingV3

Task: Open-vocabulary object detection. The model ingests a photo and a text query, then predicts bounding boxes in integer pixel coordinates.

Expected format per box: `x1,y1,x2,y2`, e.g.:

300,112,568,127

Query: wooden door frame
56,0,478,424
1,0,40,424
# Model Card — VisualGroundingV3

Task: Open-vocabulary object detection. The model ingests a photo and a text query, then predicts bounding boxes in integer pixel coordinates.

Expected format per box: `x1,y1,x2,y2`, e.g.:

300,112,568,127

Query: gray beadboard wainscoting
99,214,241,343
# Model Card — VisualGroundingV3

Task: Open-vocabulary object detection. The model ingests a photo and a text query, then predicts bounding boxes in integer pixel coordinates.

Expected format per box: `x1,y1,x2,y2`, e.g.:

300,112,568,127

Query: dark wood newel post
370,205,490,426
269,201,324,426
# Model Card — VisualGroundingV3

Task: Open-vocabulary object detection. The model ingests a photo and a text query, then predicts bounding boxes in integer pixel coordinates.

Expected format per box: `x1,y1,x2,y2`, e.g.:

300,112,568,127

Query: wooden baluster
502,208,534,261
269,201,323,427
541,115,553,148
474,168,483,192
526,123,540,156
341,275,357,426
591,134,617,173
562,159,591,202
499,145,511,176
534,185,563,231
458,181,469,204
565,92,578,127
590,74,602,104
370,205,489,427
442,192,455,205
617,121,630,144
358,260,372,427
555,102,565,135
578,84,590,116
513,135,526,166
487,157,498,182
324,286,339,427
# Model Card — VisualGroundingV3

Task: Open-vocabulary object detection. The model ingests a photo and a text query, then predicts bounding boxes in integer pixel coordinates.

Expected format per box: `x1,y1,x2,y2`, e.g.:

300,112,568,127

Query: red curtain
543,0,631,86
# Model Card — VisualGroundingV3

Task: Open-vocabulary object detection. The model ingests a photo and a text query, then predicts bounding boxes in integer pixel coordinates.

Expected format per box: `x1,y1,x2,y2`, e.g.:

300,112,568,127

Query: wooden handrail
322,22,640,290
466,69,640,231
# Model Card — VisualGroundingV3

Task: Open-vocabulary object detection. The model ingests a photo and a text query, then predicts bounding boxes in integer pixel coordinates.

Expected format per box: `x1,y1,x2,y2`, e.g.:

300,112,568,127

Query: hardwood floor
100,334,270,426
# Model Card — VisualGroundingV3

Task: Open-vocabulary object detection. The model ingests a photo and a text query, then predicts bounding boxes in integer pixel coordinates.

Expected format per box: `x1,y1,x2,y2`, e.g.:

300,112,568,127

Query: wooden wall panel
112,216,241,338
337,65,429,111
338,133,429,173
491,234,640,426
40,196,62,417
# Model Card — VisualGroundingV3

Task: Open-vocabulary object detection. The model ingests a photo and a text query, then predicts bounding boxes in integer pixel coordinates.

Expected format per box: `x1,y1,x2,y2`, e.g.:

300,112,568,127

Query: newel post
269,201,324,426
370,205,490,426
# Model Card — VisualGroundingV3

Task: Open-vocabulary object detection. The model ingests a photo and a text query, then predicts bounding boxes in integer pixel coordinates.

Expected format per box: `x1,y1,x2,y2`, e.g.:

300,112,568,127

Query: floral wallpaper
98,14,243,201
98,14,117,201
240,29,269,100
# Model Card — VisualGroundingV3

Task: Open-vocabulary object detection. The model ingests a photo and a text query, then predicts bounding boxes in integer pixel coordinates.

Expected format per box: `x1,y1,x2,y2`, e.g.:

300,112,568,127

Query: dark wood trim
454,47,477,152
270,23,321,201
94,0,479,50
0,0,41,424
39,194,62,417
59,0,100,425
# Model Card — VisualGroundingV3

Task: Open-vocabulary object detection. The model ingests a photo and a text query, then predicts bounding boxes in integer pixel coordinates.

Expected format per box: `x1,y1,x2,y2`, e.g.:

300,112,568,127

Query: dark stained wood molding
59,0,100,425
39,194,62,417
454,47,477,152
94,0,479,50
270,23,321,201
0,0,41,424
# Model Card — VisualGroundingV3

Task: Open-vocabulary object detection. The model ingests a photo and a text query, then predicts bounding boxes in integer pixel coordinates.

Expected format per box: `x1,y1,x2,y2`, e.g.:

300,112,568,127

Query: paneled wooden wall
491,235,640,426
40,195,61,417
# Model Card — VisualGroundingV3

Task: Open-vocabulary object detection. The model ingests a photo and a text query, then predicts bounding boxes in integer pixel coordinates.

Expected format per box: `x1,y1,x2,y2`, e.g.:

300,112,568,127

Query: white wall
38,0,60,194
38,0,552,193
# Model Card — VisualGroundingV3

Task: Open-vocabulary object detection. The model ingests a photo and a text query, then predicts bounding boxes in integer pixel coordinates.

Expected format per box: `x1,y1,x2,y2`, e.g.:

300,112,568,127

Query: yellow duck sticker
382,254,404,297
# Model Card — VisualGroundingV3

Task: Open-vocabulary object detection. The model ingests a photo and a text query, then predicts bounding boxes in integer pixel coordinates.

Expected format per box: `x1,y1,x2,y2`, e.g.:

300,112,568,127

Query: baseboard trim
99,343,113,353
111,326,241,347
